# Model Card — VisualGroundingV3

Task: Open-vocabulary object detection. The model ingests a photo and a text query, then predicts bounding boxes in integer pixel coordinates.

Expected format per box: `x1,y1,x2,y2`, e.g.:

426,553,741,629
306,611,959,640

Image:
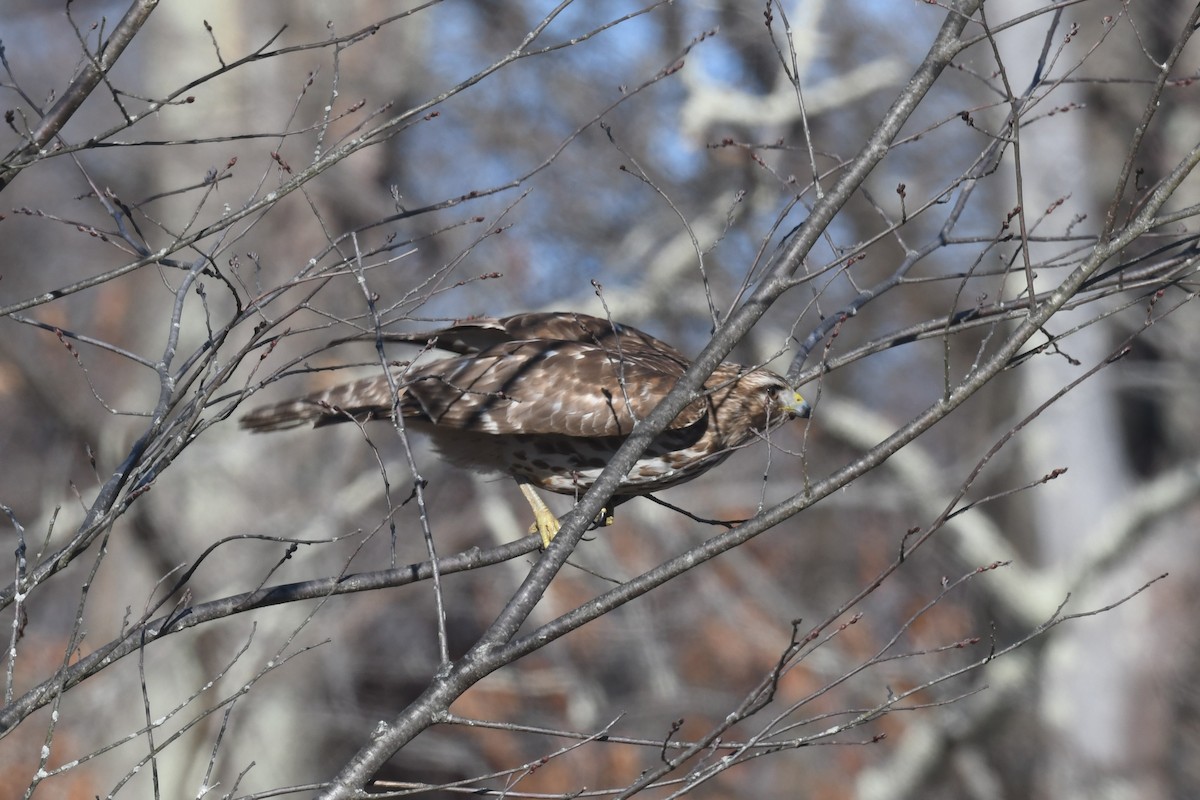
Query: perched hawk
240,312,809,546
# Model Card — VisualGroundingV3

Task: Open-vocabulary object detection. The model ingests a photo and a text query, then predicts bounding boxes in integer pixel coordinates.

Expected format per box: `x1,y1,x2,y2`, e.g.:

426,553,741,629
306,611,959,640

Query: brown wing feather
498,312,687,362
374,312,688,362
402,339,705,436
376,317,512,355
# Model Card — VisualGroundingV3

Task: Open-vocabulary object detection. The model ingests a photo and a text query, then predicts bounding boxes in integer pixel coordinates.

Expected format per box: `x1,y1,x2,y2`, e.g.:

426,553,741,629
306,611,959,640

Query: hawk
240,312,810,546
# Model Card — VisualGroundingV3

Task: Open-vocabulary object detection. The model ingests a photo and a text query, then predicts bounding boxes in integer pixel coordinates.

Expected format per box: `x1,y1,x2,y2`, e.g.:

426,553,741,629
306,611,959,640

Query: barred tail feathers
239,374,399,432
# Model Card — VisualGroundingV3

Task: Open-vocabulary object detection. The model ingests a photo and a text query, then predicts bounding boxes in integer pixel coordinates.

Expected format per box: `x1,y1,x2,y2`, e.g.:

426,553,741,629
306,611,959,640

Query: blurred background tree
1,1,1198,798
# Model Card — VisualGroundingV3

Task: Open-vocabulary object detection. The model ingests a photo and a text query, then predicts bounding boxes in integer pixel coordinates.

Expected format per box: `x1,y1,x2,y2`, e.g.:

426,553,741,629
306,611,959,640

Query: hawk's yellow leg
519,482,561,548
519,483,618,548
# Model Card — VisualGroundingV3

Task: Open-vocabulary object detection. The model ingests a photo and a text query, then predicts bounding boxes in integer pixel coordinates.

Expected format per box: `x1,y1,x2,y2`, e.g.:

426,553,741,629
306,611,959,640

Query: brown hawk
240,312,810,546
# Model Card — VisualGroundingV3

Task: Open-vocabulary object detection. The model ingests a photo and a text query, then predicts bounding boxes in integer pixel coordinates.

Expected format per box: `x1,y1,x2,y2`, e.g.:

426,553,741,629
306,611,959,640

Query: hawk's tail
239,375,399,432
239,398,330,431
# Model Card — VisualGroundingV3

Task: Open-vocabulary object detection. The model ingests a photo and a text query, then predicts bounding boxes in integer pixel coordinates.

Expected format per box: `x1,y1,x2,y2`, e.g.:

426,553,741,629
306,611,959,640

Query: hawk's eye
765,384,781,397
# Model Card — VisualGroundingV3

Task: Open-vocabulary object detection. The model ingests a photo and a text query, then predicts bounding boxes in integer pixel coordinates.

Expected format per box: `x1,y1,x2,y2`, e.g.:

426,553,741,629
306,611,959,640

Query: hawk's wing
401,339,706,437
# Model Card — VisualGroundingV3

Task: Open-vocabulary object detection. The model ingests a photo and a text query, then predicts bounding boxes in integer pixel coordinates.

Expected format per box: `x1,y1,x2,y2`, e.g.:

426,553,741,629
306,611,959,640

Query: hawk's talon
531,511,560,549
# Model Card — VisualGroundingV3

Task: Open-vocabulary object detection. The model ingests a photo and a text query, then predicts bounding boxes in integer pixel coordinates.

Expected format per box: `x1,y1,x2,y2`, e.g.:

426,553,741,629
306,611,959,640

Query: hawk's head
761,376,811,427
708,366,810,443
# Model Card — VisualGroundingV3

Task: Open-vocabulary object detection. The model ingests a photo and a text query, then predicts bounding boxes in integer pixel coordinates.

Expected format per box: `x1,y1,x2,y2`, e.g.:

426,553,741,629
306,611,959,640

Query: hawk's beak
781,390,811,420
